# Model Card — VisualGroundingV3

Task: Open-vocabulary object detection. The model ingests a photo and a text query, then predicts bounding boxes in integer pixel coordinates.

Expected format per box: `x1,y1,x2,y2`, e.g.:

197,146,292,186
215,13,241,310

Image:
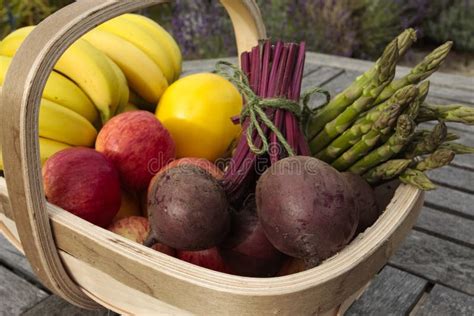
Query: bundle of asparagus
307,29,474,190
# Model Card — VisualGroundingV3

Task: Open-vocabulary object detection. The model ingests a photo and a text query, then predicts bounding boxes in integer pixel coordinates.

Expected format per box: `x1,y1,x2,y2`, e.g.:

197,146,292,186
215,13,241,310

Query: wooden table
1,54,473,315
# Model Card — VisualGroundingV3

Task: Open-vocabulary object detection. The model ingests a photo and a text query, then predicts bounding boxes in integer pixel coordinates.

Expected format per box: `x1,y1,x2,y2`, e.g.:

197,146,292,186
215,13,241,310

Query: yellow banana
37,138,72,165
0,35,26,57
0,27,121,123
39,99,97,147
0,137,72,171
120,14,182,81
82,29,167,104
0,56,98,123
96,17,175,84
104,55,129,115
1,25,35,42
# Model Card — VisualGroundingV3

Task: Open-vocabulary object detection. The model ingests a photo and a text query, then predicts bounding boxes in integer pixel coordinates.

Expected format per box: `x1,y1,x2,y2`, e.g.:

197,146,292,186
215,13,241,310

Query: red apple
177,248,232,273
162,157,224,179
108,216,149,244
42,148,121,227
96,111,176,191
151,243,176,257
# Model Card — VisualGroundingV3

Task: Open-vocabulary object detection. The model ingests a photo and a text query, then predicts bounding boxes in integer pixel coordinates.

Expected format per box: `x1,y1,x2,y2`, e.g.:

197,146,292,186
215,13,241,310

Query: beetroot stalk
222,40,308,204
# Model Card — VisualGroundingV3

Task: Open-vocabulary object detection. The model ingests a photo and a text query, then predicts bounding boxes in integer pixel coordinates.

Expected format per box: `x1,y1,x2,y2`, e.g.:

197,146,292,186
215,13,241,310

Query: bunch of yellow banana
83,13,182,107
0,14,182,170
0,54,98,170
0,26,128,123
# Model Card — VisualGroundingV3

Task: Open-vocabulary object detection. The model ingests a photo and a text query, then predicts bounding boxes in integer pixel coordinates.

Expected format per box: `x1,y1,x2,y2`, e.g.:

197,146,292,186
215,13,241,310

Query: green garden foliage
425,1,474,52
1,0,472,59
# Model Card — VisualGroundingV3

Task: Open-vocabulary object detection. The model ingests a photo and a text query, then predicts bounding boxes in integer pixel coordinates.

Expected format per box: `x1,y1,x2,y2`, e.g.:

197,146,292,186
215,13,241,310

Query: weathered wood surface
0,265,48,315
346,266,427,315
389,230,474,295
21,295,111,316
0,234,38,285
424,186,474,218
416,285,474,316
1,55,473,314
415,206,474,247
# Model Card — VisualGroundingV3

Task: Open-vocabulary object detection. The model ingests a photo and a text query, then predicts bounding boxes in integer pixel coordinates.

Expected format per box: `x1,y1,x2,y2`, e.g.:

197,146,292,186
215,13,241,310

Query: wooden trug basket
0,0,424,314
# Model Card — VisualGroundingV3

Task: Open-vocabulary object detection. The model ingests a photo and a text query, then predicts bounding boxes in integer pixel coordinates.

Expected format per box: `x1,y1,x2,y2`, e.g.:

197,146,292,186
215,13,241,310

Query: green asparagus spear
375,42,452,104
363,159,412,184
376,82,428,146
396,28,417,57
416,103,474,125
306,38,399,141
306,29,416,139
309,44,399,153
349,114,416,174
438,143,474,154
331,104,402,171
415,148,455,171
406,81,430,120
403,121,447,159
315,85,418,162
399,168,436,190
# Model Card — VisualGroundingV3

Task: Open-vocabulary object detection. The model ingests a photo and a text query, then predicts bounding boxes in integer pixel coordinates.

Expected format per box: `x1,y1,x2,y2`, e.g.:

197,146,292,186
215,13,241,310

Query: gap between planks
414,206,474,248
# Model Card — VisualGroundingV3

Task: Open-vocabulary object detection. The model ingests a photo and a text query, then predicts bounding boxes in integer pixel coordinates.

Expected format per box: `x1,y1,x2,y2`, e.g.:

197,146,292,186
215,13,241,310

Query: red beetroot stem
270,46,289,163
224,52,254,197
259,42,272,98
222,40,308,205
291,43,310,155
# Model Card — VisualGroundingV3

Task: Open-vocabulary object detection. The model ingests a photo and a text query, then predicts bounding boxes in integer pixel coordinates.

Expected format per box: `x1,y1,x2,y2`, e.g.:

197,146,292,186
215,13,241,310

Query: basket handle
0,0,266,309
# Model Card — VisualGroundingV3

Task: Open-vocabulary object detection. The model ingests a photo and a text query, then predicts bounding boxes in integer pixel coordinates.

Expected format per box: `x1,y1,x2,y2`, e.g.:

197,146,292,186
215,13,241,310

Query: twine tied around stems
215,61,330,156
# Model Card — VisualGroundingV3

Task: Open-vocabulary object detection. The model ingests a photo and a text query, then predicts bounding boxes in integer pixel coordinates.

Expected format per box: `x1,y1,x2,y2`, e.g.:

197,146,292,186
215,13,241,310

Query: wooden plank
303,63,321,77
181,58,320,78
0,233,38,284
181,57,236,75
346,266,427,315
306,52,474,92
427,166,474,193
0,265,48,315
450,154,474,171
389,230,474,295
22,295,112,316
301,66,344,90
425,186,474,218
428,85,474,105
301,66,345,110
426,95,470,106
302,69,360,111
416,285,474,316
415,206,474,247
181,56,323,77
319,69,360,94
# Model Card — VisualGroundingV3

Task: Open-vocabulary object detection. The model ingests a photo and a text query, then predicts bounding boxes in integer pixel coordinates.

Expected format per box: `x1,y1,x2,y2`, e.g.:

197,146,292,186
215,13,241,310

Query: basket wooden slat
0,177,424,314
